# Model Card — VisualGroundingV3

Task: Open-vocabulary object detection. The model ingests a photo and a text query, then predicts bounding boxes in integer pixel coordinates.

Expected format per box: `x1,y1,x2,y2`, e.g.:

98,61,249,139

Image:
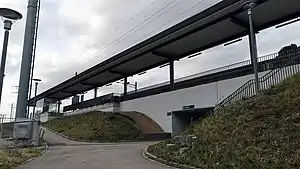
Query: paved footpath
17,129,168,169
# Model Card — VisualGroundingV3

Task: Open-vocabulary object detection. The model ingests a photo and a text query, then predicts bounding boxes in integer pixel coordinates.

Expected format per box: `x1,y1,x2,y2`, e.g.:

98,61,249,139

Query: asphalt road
17,129,168,169
18,143,168,169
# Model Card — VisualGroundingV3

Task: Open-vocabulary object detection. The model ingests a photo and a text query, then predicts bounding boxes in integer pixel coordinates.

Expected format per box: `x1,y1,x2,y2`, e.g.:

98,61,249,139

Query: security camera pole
0,8,22,105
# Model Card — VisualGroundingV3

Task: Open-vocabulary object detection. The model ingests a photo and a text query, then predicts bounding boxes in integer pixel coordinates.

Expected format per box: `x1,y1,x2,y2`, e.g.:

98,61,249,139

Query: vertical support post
32,82,38,119
216,81,219,104
16,0,39,119
57,101,61,113
134,82,138,93
94,87,98,98
80,95,84,102
244,1,259,92
169,60,175,91
0,115,3,139
10,103,14,120
124,77,128,96
0,21,12,105
28,0,41,110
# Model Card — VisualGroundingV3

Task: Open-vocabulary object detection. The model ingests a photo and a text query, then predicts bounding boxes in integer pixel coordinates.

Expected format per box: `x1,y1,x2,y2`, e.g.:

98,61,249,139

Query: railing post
243,1,260,93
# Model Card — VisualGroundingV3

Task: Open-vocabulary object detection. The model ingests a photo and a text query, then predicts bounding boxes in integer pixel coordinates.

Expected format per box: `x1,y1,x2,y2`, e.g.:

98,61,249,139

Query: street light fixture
0,8,22,105
32,78,41,119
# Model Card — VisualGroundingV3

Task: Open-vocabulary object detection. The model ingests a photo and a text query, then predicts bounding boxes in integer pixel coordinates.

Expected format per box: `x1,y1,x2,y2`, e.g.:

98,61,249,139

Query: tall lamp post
32,78,41,119
0,8,22,105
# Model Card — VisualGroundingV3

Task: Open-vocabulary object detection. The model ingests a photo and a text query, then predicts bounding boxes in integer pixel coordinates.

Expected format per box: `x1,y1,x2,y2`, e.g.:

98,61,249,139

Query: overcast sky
0,0,299,116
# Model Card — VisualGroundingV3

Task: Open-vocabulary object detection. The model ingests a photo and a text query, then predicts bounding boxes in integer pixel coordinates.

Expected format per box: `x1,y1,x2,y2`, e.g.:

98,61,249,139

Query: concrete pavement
41,127,81,146
17,128,168,169
17,143,168,169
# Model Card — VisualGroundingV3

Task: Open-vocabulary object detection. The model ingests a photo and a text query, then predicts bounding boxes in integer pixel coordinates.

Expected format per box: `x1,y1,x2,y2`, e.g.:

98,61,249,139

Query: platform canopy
29,0,300,105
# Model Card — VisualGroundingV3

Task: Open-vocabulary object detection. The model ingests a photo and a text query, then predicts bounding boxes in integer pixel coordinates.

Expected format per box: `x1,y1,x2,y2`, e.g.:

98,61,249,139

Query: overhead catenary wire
72,0,181,66
128,0,213,79
53,0,214,85
77,0,214,69
79,0,214,91
70,0,160,62
140,0,215,48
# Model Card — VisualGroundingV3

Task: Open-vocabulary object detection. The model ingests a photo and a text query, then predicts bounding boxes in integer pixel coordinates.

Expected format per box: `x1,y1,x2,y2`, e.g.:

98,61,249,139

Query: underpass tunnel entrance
171,107,214,136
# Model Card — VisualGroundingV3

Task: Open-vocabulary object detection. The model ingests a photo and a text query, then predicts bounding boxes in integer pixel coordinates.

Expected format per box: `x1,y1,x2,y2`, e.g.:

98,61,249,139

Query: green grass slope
148,73,300,169
44,112,143,142
0,148,42,169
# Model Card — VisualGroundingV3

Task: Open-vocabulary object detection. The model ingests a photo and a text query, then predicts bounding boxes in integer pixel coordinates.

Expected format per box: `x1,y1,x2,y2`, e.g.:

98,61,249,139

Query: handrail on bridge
128,52,278,94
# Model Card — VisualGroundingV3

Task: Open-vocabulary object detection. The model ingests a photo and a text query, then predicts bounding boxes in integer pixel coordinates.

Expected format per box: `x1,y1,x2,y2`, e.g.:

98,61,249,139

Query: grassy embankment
0,147,43,169
148,73,300,169
44,112,143,142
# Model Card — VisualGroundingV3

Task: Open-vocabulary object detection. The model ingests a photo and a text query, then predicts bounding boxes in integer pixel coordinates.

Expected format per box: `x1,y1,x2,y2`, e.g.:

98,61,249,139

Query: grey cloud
37,0,300,95
1,0,300,112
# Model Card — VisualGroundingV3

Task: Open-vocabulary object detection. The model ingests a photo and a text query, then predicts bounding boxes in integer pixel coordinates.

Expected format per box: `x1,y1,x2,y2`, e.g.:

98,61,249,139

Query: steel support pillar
124,77,128,96
169,60,175,91
134,82,138,93
94,87,98,98
16,0,39,118
32,82,38,118
244,1,260,92
57,101,61,113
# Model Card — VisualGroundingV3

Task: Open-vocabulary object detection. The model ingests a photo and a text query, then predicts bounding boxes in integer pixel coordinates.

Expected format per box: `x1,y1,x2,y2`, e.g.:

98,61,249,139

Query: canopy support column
243,1,260,92
124,77,128,96
94,87,98,98
57,101,61,113
169,60,175,91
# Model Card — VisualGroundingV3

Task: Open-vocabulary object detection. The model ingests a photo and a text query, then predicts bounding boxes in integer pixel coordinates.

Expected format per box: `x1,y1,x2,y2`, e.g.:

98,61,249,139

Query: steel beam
80,82,95,86
109,70,128,76
152,51,173,59
230,16,259,33
61,91,76,94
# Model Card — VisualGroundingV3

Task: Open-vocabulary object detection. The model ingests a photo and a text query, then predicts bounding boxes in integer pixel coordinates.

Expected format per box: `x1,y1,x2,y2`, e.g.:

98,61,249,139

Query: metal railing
63,93,120,112
129,52,278,94
215,49,300,110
